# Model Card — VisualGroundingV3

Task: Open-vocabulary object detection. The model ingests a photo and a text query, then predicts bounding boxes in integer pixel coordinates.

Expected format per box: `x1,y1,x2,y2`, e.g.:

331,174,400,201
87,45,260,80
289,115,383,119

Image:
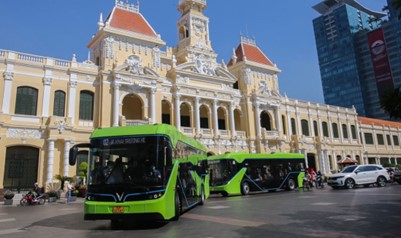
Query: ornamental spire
115,0,140,13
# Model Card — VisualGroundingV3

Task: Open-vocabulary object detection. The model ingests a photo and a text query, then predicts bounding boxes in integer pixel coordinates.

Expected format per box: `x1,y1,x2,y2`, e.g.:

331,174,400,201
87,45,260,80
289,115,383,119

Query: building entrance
3,146,39,190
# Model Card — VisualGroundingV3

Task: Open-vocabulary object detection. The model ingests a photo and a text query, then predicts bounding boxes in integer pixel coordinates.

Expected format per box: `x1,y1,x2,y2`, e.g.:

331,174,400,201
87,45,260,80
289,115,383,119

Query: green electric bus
69,124,209,223
208,152,306,196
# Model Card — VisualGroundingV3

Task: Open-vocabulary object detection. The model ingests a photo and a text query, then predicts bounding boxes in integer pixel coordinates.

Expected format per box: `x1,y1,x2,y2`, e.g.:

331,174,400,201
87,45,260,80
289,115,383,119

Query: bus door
178,162,198,208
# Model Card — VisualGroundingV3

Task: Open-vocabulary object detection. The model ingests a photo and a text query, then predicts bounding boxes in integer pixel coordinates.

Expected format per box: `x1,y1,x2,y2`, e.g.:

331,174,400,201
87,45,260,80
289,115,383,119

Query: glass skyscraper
313,0,401,120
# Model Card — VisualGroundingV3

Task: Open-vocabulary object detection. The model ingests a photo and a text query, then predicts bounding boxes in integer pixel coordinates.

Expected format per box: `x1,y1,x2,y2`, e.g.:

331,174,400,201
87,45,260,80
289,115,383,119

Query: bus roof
208,152,305,163
90,124,207,152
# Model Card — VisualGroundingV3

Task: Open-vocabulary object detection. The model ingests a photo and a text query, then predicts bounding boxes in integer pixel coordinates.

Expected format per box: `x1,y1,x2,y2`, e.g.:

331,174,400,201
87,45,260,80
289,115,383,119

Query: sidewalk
1,195,84,207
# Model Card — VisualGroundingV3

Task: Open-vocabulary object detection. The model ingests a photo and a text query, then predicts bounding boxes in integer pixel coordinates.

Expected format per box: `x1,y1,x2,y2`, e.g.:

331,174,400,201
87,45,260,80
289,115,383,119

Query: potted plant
77,185,87,197
47,190,58,203
68,190,78,202
3,190,15,205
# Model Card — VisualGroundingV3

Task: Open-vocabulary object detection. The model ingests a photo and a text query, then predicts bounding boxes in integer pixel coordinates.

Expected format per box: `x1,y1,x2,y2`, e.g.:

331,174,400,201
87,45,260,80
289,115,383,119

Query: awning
338,157,358,164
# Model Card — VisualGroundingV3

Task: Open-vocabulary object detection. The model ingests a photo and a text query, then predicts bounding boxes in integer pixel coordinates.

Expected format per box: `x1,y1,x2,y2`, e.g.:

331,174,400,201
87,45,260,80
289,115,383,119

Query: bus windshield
88,135,169,189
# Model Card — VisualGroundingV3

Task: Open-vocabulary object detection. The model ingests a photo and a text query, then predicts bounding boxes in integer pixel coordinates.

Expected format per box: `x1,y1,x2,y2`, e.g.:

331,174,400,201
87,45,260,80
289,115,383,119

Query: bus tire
199,186,205,205
172,191,181,221
241,181,250,195
286,178,296,191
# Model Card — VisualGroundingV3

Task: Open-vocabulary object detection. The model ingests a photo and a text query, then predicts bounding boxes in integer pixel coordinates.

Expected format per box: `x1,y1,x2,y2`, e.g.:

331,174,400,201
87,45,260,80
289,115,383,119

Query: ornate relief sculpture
125,55,142,75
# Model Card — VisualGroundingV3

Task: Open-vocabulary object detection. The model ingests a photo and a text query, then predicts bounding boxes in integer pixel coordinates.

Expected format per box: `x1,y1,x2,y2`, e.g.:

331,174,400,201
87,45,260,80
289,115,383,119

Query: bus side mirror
69,146,78,166
69,143,91,166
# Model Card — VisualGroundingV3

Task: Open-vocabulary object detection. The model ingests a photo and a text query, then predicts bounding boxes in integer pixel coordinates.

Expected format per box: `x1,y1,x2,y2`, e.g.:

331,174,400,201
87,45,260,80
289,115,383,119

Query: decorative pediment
125,55,143,75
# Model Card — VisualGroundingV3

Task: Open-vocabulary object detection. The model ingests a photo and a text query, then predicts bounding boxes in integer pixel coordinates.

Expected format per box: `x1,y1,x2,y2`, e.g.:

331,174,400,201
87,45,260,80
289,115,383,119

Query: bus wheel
172,191,181,221
199,186,205,205
286,178,296,191
241,181,250,195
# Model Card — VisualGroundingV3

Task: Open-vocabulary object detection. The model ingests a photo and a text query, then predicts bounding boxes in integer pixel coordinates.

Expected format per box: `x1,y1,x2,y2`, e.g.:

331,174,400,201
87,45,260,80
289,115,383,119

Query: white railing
236,131,246,138
126,120,148,126
18,53,45,63
266,131,279,138
201,128,212,135
182,127,194,135
179,0,206,5
78,120,93,127
55,60,70,67
219,130,229,137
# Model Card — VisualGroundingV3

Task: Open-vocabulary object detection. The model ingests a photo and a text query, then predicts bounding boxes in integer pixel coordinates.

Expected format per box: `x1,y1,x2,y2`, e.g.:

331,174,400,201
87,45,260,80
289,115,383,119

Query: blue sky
0,0,387,104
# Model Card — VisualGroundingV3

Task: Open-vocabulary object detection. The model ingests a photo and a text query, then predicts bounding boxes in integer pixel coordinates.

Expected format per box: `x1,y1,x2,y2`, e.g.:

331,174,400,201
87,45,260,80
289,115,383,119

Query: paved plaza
1,184,400,238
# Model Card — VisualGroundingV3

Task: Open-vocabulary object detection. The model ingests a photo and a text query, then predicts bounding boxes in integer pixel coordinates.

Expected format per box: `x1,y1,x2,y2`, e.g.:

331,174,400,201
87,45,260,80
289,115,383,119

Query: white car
327,164,390,189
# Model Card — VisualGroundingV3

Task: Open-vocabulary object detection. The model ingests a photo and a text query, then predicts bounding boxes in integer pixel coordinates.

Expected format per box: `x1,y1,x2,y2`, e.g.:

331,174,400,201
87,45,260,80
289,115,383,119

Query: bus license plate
113,206,125,214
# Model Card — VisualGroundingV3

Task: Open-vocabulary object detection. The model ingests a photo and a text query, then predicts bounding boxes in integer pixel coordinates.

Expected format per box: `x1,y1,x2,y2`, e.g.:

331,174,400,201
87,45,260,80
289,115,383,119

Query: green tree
380,87,401,119
78,161,88,180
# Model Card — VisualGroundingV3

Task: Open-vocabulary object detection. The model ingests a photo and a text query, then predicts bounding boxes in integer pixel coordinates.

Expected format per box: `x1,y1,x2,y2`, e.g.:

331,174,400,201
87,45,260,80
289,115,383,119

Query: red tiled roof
338,157,358,164
358,116,401,129
107,8,158,38
228,42,274,67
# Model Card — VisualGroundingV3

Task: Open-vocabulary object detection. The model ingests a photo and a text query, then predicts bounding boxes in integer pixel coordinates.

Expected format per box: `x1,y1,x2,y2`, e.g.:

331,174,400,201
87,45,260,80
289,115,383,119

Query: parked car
327,164,390,189
393,168,401,185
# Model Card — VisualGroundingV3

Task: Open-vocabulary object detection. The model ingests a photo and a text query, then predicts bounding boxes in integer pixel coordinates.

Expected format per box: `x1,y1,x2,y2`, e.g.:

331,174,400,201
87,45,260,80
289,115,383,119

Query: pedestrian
66,181,75,204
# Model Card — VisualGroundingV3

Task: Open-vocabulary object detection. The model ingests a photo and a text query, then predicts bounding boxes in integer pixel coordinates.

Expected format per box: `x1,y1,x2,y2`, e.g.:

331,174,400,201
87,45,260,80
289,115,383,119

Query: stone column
112,81,120,127
64,140,71,176
254,102,261,137
213,99,219,137
275,106,281,132
174,94,181,131
2,72,14,113
68,79,77,126
229,102,236,137
149,88,156,124
194,97,200,135
46,139,55,184
42,75,52,117
295,108,302,135
286,106,292,136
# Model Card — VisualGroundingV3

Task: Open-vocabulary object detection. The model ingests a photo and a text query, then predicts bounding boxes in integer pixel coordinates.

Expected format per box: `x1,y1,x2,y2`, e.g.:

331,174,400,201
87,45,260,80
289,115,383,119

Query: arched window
291,118,297,135
53,90,66,117
282,115,287,135
313,121,318,136
79,91,94,120
351,125,357,139
301,119,309,136
15,86,38,116
322,122,329,137
260,111,271,131
342,124,348,139
332,123,339,138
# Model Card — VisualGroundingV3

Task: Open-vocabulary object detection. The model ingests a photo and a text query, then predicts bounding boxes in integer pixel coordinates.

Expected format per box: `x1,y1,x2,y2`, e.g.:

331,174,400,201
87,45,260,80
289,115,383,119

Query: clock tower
176,0,217,73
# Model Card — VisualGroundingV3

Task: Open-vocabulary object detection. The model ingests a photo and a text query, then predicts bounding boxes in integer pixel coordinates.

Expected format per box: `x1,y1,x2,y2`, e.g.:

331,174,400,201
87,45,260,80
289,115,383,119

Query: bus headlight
149,193,163,199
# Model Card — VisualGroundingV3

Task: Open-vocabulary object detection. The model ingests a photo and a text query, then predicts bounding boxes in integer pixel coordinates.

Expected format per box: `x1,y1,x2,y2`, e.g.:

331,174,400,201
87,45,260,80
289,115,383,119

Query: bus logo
116,192,125,202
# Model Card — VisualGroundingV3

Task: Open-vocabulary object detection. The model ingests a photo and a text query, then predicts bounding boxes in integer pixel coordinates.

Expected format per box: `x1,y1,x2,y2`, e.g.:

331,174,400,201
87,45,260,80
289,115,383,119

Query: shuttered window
79,91,94,120
15,86,38,116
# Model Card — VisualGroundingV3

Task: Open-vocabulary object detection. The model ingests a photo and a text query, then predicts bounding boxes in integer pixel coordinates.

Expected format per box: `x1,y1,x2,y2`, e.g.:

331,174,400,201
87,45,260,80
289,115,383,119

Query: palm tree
380,87,401,119
54,175,73,190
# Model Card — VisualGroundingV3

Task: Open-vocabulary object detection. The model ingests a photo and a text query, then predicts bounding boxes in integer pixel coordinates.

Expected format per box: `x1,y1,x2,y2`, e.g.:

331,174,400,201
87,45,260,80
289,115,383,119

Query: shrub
4,190,15,200
71,190,79,197
47,190,58,197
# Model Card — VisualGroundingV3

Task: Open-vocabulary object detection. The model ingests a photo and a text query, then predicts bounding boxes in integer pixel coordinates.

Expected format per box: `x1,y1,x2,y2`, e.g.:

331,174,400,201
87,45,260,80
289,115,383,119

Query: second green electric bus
69,124,209,223
208,152,306,196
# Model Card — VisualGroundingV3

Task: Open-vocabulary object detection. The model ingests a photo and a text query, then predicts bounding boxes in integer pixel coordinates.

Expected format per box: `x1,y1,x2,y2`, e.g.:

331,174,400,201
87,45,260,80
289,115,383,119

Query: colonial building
1,0,400,190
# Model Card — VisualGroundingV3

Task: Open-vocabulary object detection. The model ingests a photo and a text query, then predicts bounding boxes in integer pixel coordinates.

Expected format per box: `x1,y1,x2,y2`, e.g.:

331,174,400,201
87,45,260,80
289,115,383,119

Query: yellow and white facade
1,0,400,190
